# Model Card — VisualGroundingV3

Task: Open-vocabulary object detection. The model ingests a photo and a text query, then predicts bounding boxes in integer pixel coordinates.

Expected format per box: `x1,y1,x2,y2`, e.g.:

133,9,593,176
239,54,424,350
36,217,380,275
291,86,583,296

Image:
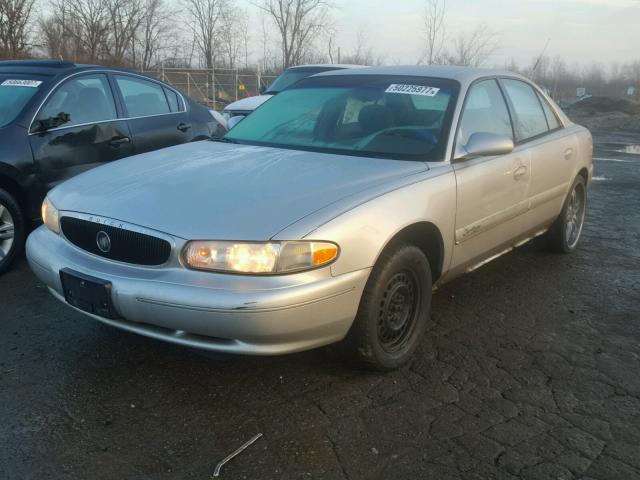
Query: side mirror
227,115,245,130
259,85,266,94
33,112,71,133
454,132,514,161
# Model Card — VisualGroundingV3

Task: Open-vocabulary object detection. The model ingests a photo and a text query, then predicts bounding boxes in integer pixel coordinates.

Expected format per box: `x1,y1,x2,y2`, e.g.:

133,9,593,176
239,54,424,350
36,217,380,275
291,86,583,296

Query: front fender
276,164,458,278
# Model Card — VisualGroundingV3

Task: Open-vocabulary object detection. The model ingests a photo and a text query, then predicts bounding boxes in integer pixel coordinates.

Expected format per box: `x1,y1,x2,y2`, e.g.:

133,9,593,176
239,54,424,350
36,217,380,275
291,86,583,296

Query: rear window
0,76,44,127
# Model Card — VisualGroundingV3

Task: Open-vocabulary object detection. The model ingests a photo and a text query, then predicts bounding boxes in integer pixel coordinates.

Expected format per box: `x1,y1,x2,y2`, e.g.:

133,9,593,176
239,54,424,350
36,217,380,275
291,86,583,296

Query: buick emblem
96,231,111,253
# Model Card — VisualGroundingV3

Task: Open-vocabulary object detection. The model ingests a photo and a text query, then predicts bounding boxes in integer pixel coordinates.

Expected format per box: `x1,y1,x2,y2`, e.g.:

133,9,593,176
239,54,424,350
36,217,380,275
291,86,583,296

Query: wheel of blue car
344,241,432,371
0,188,25,275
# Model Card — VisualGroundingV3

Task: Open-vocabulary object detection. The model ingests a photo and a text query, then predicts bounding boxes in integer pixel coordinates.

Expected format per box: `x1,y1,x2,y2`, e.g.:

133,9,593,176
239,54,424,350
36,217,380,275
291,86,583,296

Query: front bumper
26,226,370,355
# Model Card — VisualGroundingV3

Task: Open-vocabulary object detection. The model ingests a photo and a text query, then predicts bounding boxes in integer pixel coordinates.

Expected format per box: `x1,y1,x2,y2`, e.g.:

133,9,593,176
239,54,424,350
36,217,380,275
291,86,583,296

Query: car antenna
532,38,551,74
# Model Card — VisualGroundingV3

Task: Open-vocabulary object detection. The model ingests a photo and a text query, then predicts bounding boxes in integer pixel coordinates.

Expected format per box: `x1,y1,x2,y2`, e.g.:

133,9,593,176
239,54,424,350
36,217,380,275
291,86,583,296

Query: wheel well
578,167,589,182
385,222,444,281
0,175,26,208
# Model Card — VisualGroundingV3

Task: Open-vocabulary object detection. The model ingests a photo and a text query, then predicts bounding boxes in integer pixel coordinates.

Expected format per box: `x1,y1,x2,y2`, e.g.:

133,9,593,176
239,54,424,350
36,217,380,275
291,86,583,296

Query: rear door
112,74,192,154
499,78,574,234
451,78,531,271
29,73,133,189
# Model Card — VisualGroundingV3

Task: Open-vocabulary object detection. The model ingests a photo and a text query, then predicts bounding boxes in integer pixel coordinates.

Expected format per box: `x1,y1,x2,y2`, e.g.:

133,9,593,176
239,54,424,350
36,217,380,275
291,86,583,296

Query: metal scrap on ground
212,433,263,478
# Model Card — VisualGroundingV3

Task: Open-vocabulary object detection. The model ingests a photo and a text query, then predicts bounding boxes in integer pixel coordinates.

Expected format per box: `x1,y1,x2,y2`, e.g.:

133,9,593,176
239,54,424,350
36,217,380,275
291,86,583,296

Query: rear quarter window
537,91,561,130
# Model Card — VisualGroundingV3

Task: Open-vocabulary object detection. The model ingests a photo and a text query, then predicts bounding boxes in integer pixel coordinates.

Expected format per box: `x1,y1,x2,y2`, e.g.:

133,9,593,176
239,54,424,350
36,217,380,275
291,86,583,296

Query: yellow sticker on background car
385,84,440,96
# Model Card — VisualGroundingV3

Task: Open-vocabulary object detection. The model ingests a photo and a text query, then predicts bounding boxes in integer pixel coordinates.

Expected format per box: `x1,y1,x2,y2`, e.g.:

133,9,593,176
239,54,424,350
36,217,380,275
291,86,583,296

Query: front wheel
0,188,25,274
343,242,432,371
537,175,587,253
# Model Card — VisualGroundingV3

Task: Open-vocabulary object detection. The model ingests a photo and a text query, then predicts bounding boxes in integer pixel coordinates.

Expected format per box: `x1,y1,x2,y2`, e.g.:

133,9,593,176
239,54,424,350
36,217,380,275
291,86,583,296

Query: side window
457,79,513,147
536,91,561,130
36,74,117,128
163,87,182,112
501,79,549,142
115,75,171,117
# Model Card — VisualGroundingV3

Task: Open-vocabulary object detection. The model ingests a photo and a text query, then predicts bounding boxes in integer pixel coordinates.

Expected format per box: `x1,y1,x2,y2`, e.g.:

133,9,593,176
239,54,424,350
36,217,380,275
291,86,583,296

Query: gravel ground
1,130,639,480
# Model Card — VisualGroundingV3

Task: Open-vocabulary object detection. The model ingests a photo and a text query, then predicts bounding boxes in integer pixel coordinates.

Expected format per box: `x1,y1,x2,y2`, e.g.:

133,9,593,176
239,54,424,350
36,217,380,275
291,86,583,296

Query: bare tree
104,0,145,65
333,28,381,66
137,0,174,69
40,0,92,61
449,24,497,67
624,60,640,88
421,0,445,64
218,6,249,69
253,0,333,69
63,0,110,62
183,0,230,68
0,0,37,58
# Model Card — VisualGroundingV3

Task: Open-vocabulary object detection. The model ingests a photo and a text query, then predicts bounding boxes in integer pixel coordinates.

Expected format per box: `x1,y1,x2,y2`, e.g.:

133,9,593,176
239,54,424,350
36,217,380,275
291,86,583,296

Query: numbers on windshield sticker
385,84,440,96
1,79,42,88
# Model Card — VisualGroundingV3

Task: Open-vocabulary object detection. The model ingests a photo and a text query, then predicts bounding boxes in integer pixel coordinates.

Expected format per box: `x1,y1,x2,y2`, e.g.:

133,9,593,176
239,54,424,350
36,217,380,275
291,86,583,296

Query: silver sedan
26,66,592,370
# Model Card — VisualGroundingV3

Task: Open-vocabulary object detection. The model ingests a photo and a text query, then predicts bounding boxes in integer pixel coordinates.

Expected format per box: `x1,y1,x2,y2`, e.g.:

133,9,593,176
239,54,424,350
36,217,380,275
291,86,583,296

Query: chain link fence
142,67,278,111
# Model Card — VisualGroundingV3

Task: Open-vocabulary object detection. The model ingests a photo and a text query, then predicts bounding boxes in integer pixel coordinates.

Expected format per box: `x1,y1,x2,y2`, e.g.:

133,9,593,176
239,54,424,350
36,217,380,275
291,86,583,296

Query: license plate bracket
59,268,118,319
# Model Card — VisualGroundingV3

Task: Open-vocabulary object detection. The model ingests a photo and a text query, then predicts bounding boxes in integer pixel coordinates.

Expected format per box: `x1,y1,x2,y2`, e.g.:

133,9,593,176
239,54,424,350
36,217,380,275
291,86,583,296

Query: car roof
0,60,78,77
312,65,527,87
287,64,366,70
0,60,144,78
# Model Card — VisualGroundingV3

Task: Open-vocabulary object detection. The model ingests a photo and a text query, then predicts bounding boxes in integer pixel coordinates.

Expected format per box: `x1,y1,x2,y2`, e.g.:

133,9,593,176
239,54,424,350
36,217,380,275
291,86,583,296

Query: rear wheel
0,188,25,274
537,176,587,253
343,242,432,371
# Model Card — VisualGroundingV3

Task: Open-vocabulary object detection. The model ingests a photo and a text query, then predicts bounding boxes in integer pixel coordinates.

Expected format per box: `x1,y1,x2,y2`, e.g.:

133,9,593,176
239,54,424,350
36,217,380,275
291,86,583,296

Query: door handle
177,122,192,132
109,136,130,148
513,164,528,180
564,148,574,160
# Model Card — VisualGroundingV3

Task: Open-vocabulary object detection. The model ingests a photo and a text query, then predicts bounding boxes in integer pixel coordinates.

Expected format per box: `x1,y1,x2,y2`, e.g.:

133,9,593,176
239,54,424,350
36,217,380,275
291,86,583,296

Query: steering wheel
356,127,438,150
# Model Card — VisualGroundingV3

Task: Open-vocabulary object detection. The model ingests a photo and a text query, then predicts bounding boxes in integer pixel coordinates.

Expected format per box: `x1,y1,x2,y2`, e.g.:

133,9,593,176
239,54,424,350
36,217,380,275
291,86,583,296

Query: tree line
0,0,638,98
0,0,342,72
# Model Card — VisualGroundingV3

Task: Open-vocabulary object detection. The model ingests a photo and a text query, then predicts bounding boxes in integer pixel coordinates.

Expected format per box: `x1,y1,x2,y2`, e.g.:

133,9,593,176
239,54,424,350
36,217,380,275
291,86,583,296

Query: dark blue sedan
0,60,225,273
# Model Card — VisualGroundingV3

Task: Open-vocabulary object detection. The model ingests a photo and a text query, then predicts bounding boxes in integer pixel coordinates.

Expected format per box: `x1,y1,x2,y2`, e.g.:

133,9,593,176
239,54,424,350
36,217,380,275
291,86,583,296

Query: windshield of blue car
264,67,342,94
225,75,460,161
0,75,44,128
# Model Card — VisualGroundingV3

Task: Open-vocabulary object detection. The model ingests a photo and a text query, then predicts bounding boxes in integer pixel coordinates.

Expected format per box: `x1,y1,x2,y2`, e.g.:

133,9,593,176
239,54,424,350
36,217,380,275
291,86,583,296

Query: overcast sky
322,0,640,67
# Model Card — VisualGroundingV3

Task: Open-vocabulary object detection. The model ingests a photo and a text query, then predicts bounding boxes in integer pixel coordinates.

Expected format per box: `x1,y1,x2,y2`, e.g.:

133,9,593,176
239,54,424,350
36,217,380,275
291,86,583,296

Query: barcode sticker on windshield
1,79,42,88
385,84,440,96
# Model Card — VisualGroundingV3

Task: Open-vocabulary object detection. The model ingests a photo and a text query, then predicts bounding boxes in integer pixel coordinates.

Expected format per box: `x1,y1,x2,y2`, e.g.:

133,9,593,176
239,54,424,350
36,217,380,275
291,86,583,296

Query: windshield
265,67,340,94
0,76,44,128
226,75,459,161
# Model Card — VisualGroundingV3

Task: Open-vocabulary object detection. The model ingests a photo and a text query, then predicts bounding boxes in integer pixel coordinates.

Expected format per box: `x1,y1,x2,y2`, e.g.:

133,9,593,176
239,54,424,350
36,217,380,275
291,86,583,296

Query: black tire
536,175,587,254
0,188,25,275
343,241,432,371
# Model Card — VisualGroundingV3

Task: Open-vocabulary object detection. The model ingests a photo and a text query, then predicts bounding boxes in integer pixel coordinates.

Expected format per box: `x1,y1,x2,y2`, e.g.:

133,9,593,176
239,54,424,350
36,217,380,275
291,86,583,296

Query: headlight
41,197,60,234
183,240,339,274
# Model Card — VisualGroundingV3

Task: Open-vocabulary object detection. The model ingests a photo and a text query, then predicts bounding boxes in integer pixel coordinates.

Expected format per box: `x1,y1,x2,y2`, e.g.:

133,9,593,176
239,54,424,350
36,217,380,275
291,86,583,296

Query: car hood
50,141,428,240
223,95,273,113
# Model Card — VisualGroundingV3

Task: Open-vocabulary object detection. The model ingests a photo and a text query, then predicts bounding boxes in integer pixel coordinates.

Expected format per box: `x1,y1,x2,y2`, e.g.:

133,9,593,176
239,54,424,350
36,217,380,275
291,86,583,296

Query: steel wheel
565,182,586,249
0,202,15,261
344,242,432,371
377,270,421,353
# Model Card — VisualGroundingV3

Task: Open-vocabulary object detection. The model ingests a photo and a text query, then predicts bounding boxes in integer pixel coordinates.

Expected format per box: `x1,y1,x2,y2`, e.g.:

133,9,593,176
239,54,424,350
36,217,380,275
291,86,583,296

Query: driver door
29,73,132,189
450,79,531,272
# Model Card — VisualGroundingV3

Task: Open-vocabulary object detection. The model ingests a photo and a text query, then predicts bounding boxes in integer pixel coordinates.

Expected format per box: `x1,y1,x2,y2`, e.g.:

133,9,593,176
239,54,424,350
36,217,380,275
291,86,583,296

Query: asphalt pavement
1,130,639,479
